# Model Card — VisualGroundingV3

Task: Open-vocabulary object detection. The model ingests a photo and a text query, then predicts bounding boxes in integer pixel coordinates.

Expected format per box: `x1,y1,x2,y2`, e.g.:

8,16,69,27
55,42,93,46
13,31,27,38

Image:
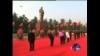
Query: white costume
65,31,70,38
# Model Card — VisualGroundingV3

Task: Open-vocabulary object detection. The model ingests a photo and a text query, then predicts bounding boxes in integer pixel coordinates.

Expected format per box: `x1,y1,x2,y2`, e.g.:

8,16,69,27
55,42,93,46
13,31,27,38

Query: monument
35,7,48,37
39,7,44,22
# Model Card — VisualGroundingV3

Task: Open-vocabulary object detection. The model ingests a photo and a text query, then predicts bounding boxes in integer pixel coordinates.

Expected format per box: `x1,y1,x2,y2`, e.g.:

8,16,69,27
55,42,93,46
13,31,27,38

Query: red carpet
13,35,87,56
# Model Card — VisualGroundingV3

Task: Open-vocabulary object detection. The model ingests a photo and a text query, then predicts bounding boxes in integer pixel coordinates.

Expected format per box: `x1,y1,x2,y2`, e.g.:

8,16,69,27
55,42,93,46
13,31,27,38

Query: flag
77,21,81,26
19,22,23,27
64,23,68,27
70,22,74,26
60,24,64,27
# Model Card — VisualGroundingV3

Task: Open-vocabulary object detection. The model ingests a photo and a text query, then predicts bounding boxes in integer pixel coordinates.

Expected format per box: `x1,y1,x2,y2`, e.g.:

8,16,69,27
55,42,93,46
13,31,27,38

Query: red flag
58,24,60,27
64,23,66,26
60,24,62,27
70,22,74,26
77,21,81,26
19,22,23,27
60,24,64,27
64,23,68,26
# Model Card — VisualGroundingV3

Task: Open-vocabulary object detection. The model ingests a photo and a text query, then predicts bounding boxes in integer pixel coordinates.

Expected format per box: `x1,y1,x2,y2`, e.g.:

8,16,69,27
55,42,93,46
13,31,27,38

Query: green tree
60,18,65,24
30,16,38,30
60,18,65,30
53,19,58,26
73,22,77,30
53,19,58,29
13,12,18,33
13,12,18,21
22,15,29,33
53,19,58,35
68,19,72,25
68,19,72,30
49,19,54,29
17,16,23,25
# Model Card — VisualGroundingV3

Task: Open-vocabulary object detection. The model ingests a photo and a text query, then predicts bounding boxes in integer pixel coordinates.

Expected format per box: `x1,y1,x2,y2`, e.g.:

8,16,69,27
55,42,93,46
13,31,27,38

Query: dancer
65,30,70,43
59,30,64,45
62,30,66,44
17,26,23,40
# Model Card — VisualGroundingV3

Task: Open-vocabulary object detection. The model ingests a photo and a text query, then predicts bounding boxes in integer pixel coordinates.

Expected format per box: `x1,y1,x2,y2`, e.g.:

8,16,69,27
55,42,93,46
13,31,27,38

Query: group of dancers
17,26,86,51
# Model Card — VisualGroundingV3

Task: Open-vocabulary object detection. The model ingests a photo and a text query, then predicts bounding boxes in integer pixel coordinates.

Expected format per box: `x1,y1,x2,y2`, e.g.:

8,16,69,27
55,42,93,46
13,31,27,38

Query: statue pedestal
35,21,48,37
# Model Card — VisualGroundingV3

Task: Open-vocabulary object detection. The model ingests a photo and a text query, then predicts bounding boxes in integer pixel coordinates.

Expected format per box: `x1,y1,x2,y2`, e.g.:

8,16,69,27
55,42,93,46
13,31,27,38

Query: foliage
13,12,87,34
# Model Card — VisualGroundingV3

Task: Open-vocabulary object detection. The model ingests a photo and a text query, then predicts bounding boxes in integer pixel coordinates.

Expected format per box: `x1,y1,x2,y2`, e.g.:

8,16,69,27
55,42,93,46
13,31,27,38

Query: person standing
48,29,54,46
28,29,36,51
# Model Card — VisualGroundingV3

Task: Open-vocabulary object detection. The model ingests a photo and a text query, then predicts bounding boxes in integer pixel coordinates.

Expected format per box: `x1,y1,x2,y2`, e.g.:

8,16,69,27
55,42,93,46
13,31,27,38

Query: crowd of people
16,25,87,51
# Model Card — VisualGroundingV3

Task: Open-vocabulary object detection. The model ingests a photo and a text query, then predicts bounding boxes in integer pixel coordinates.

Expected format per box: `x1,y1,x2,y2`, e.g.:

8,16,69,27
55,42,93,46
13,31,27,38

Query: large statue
39,7,44,22
35,7,48,37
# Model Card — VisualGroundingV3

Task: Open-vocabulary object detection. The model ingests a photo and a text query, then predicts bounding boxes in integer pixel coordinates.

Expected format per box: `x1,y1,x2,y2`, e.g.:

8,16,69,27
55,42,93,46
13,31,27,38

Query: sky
13,1,87,24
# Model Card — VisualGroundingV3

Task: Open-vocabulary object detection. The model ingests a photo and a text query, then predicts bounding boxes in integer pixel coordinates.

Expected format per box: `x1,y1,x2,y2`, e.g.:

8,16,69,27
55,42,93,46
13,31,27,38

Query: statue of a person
39,7,44,22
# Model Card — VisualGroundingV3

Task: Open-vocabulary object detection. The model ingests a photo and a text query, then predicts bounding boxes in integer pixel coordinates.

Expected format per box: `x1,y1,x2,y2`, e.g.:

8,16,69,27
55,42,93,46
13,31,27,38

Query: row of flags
12,21,23,27
13,21,86,28
56,21,81,27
